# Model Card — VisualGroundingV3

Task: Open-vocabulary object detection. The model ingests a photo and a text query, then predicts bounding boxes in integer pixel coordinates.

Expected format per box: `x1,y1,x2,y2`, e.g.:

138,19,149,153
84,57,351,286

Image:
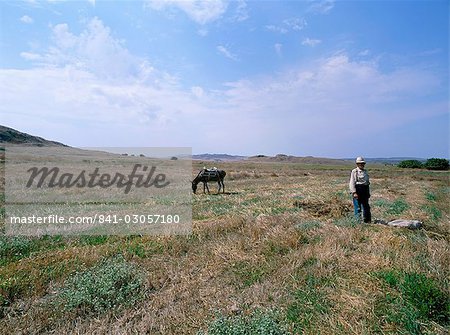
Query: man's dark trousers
354,184,371,223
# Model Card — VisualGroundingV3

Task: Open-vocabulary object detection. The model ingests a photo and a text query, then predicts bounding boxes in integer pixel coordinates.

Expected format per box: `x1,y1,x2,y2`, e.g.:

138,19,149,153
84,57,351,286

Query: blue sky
0,0,448,158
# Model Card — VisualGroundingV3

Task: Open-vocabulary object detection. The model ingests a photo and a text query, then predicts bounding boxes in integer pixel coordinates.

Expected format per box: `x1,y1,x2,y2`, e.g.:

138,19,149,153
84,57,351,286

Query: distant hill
0,125,67,147
193,153,351,165
192,153,247,161
247,154,351,165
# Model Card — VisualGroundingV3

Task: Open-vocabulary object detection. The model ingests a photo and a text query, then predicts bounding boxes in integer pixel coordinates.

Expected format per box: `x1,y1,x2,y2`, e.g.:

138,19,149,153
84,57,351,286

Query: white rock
387,219,422,229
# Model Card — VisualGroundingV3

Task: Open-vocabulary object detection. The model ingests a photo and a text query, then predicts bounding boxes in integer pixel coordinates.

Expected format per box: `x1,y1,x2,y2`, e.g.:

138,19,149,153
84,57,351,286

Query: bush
424,158,449,170
398,160,423,169
57,255,145,315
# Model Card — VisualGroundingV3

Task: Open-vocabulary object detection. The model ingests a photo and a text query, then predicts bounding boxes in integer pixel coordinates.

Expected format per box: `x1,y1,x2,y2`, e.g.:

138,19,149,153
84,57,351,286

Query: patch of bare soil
293,197,352,219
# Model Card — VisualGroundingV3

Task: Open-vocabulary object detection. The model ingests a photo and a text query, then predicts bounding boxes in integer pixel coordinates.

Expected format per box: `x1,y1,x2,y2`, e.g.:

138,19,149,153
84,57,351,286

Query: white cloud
308,0,335,14
20,17,169,84
358,49,370,56
233,0,249,22
3,17,445,156
302,38,322,47
20,52,42,61
265,25,288,34
191,86,204,98
266,17,306,34
4,50,443,153
283,18,307,31
217,45,238,61
217,53,444,154
0,66,212,147
20,15,34,24
145,0,228,24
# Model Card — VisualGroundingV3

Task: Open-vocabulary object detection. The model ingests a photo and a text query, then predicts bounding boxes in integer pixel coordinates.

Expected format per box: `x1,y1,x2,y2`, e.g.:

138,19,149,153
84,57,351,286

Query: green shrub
198,310,287,335
398,160,424,169
424,158,449,170
57,255,145,315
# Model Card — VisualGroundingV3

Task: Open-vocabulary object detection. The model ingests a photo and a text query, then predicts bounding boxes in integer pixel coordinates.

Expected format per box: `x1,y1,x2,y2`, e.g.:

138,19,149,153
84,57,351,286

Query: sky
0,0,449,158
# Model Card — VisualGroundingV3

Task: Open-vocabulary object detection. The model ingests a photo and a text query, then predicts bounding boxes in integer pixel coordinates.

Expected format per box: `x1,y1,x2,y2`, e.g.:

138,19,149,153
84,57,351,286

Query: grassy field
0,158,449,334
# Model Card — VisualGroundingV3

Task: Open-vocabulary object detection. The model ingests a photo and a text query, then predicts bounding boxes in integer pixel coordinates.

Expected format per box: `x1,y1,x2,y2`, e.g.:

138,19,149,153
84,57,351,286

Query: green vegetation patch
333,215,359,227
373,270,449,333
231,260,272,288
78,235,109,246
398,160,424,169
0,271,33,308
55,255,146,315
286,275,332,333
424,191,437,202
1,253,84,308
398,158,449,170
424,158,449,171
0,236,40,266
263,240,290,257
125,239,165,258
0,235,66,266
374,198,410,216
294,220,322,231
198,310,287,335
421,204,442,222
422,188,446,223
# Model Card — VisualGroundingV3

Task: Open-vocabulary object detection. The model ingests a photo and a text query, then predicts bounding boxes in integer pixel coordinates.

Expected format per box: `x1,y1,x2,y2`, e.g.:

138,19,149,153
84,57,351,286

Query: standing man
349,157,371,223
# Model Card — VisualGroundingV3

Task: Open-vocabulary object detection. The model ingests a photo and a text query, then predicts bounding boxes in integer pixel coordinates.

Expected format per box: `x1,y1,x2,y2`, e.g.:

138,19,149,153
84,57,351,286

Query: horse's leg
205,182,210,194
222,179,225,193
217,180,221,194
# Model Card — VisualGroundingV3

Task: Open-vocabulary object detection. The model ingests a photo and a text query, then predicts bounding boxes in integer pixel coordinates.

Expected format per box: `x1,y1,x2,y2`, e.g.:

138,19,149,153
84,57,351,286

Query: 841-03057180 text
9,214,181,225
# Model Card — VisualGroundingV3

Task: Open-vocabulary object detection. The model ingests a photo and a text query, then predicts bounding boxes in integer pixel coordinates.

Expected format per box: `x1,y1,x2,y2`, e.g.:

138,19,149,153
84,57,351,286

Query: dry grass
0,158,449,334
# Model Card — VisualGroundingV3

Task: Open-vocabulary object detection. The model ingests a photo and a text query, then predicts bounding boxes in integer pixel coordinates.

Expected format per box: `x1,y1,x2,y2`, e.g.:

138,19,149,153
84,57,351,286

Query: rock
387,219,422,229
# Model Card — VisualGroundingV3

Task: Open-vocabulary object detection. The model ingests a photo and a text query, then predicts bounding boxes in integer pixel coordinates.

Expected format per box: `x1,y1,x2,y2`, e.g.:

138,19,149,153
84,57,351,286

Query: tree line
398,158,449,170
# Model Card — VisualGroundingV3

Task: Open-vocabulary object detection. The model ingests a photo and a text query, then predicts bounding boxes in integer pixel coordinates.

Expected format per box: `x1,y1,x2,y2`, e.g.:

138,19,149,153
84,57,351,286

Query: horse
192,169,226,194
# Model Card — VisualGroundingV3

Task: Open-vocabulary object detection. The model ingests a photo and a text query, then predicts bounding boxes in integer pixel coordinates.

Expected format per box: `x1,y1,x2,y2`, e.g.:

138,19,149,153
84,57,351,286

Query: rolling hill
0,125,67,147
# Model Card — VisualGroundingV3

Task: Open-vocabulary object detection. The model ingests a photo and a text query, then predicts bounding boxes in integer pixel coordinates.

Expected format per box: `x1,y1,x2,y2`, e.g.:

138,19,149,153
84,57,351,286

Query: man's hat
356,156,366,164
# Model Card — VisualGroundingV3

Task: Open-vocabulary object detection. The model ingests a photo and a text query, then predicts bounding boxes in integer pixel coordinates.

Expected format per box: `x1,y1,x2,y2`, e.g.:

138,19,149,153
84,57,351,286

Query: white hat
356,156,366,164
